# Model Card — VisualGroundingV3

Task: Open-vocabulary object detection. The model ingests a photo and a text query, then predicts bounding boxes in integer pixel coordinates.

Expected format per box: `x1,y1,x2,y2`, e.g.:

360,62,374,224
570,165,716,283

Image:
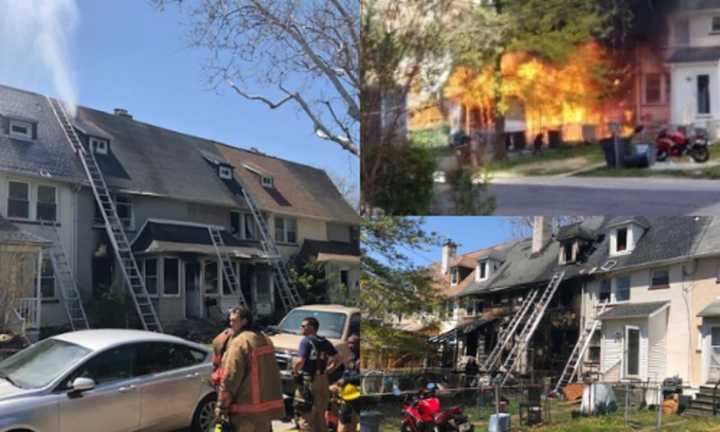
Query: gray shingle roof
76,106,240,208
584,217,711,273
598,301,669,320
667,47,720,64
0,85,86,183
0,217,49,245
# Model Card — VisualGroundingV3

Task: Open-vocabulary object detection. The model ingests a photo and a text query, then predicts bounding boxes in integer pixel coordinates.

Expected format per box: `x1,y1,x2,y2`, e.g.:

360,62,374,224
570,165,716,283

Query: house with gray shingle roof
428,216,720,394
0,83,360,334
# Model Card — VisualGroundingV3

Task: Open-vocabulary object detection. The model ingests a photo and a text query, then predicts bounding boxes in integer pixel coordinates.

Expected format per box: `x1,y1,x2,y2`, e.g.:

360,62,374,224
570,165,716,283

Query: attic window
476,260,490,282
712,16,720,33
560,241,576,265
616,228,627,252
219,166,233,180
450,267,459,286
261,175,273,188
9,119,32,139
89,137,109,155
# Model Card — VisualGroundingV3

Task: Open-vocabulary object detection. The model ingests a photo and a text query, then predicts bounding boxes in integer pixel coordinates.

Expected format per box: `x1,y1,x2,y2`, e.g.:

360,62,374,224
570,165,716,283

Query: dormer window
89,137,109,155
450,267,459,286
610,224,638,256
261,175,273,188
559,241,577,265
476,261,489,282
617,227,627,252
9,119,32,140
218,166,233,180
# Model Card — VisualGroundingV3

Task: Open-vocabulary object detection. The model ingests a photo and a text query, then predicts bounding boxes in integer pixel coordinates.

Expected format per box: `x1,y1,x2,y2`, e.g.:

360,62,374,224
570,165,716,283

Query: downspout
682,259,695,387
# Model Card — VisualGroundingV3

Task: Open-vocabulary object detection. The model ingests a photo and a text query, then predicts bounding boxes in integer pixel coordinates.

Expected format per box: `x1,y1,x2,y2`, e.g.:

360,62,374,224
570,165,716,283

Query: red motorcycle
656,127,711,163
400,385,473,432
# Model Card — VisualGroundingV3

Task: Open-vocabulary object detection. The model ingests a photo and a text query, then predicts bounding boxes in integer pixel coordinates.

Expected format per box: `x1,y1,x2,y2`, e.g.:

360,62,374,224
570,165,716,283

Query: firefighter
210,314,235,388
333,334,361,432
293,317,340,432
214,306,285,432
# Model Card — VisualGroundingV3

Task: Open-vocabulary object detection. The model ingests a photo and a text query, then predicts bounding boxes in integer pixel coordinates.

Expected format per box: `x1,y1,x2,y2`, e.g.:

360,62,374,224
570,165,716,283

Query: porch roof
698,298,720,317
131,219,267,258
428,317,495,344
598,301,669,320
667,47,720,64
298,239,360,263
0,217,50,246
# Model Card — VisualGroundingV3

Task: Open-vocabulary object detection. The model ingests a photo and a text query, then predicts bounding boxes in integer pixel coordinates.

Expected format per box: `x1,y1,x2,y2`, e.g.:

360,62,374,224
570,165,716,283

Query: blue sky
398,217,516,267
0,1,358,197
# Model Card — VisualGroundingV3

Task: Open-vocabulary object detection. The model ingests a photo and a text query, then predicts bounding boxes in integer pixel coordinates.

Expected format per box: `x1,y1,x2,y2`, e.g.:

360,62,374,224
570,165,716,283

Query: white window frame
36,184,57,222
140,258,160,298
115,194,134,230
161,256,182,297
612,275,631,303
8,119,33,140
39,256,57,300
450,267,459,286
274,215,298,244
624,325,641,379
610,226,633,256
218,166,233,180
712,16,720,33
89,137,109,155
7,181,31,220
476,261,488,282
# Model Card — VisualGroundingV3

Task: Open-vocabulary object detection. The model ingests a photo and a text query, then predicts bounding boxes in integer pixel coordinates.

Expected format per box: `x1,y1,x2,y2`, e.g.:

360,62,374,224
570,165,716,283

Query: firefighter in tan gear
293,317,340,432
214,306,285,432
210,319,234,388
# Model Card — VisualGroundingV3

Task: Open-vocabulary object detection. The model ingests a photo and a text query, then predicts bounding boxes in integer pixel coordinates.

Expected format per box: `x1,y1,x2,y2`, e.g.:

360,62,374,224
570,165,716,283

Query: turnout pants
297,373,330,432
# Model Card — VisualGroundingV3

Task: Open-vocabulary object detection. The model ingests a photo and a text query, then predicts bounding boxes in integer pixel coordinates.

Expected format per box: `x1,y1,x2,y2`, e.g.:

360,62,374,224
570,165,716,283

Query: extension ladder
208,225,249,308
497,271,566,385
47,97,163,332
40,220,90,330
552,299,610,395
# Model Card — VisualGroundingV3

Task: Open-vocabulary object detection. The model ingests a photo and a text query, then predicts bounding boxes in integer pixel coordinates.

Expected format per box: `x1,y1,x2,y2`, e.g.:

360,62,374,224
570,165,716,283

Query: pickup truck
269,304,361,397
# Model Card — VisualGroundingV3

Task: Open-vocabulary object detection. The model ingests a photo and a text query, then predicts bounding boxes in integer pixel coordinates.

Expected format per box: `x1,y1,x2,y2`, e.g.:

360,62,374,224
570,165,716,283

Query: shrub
447,168,496,215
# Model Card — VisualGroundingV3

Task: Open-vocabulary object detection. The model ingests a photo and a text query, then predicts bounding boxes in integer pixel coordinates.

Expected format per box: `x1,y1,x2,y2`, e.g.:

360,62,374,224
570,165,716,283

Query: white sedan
0,329,216,432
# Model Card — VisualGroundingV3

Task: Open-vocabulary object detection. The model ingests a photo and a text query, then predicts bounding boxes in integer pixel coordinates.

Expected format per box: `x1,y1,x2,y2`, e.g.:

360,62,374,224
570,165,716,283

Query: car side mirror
70,377,95,394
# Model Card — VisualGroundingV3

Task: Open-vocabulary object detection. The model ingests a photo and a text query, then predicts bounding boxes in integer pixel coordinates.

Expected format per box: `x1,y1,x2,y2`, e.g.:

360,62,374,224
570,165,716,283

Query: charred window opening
616,227,628,252
699,75,711,115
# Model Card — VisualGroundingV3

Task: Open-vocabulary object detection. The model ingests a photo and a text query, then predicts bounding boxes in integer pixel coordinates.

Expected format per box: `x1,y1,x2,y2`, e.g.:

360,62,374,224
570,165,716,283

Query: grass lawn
486,144,605,176
575,165,720,180
369,394,720,432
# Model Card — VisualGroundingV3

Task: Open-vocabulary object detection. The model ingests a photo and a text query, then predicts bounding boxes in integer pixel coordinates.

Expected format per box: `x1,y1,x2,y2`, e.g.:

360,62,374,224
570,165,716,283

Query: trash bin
360,410,383,432
488,413,511,432
600,138,616,168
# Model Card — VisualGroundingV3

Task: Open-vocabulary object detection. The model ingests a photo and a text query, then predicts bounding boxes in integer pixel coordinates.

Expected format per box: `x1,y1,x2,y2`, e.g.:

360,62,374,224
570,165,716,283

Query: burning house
406,0,720,155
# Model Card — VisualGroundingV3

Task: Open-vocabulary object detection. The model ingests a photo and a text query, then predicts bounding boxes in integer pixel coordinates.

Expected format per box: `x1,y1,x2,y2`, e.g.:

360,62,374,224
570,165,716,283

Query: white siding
648,308,668,383
601,318,649,381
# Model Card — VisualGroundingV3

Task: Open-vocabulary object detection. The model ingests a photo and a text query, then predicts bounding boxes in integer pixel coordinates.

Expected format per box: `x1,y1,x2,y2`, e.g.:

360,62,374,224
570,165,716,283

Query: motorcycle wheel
656,150,669,162
690,147,710,163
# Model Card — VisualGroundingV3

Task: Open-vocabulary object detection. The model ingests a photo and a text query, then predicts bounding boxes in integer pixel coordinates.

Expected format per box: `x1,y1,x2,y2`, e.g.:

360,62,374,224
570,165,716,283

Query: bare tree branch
226,79,294,109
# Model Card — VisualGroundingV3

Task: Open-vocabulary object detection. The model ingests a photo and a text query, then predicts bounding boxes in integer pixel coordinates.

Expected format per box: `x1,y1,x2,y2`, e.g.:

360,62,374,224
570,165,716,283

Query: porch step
684,406,718,417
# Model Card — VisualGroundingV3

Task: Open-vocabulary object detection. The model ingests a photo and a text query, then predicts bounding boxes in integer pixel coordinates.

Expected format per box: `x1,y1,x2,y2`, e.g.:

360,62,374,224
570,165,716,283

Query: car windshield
278,310,347,339
0,338,91,389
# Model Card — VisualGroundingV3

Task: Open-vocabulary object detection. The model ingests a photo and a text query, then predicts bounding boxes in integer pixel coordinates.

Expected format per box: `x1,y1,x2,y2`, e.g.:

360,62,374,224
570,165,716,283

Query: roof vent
113,108,133,119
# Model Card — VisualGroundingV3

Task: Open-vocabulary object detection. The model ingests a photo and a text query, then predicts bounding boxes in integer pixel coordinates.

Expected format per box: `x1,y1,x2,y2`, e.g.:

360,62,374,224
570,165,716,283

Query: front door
625,326,640,378
185,262,202,318
709,327,720,383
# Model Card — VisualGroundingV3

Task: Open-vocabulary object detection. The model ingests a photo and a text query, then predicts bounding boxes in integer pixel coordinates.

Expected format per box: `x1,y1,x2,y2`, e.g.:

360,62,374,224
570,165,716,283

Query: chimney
532,216,552,254
441,241,457,274
113,108,133,119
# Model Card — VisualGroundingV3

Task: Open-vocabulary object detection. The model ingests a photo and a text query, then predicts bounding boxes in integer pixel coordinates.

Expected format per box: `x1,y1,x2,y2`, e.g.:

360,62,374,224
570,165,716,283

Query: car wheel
192,394,216,432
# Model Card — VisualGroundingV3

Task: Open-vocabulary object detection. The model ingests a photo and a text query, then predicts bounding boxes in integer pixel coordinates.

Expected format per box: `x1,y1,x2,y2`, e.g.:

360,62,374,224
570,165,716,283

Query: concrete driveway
432,176,720,215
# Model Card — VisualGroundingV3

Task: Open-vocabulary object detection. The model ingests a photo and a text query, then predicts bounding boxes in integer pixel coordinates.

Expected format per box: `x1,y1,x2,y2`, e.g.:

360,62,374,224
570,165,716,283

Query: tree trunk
492,54,507,161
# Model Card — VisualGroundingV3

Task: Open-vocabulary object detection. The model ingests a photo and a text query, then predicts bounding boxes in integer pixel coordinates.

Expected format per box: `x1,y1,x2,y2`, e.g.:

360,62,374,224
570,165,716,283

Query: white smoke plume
0,0,79,116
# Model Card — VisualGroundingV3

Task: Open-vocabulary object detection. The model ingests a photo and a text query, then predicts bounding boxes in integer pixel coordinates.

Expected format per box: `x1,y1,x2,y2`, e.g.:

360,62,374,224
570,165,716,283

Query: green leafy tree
360,216,446,364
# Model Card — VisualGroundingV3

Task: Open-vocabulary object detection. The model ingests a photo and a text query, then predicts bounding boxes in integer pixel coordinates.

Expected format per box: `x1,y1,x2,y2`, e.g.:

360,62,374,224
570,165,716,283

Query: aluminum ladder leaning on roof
497,270,566,386
39,220,90,331
481,286,541,374
208,225,249,308
47,97,163,333
236,180,302,311
552,299,610,395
